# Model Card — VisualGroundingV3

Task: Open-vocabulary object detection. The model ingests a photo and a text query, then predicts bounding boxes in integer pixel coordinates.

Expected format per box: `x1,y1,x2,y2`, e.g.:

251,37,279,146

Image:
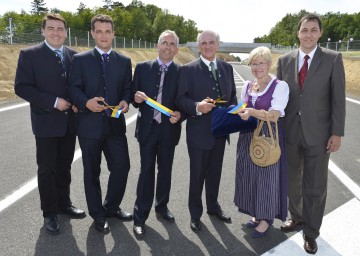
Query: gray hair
197,30,220,43
158,30,179,46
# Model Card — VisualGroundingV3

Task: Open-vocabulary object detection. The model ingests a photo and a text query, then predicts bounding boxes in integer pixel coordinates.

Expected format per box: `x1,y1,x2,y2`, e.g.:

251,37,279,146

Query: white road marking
0,112,138,213
0,102,29,112
262,159,360,255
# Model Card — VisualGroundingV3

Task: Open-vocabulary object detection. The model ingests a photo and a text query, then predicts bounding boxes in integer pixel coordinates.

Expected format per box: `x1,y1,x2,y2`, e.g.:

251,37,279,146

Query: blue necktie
102,53,111,116
54,49,65,70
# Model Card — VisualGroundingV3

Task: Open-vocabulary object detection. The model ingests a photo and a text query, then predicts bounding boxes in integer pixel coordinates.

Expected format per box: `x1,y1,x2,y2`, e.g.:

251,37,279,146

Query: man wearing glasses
176,30,237,232
131,30,183,238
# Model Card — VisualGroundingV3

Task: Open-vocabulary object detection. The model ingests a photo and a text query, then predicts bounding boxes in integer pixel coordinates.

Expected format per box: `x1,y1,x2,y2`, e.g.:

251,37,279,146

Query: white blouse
240,76,289,117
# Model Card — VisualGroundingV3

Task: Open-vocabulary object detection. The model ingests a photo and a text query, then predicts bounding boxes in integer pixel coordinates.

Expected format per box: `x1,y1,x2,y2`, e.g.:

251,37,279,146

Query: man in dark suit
68,14,132,234
131,30,182,239
277,13,345,254
14,13,85,235
176,30,237,232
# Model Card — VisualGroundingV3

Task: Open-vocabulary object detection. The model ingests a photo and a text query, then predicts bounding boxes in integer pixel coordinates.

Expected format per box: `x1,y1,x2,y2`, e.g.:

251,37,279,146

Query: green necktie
210,61,217,81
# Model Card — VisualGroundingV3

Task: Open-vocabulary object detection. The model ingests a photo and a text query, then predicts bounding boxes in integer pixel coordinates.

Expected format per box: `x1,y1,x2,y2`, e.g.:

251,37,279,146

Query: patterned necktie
54,49,65,70
153,64,167,123
210,61,217,81
102,53,111,116
298,55,310,91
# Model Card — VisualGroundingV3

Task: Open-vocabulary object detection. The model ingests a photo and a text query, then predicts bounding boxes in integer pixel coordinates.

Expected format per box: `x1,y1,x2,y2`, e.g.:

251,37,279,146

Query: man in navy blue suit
177,30,237,232
131,30,182,238
68,14,132,233
14,13,85,235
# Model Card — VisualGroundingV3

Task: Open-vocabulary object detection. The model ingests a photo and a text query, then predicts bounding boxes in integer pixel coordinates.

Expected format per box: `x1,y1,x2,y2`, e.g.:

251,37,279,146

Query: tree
31,0,48,15
77,2,86,14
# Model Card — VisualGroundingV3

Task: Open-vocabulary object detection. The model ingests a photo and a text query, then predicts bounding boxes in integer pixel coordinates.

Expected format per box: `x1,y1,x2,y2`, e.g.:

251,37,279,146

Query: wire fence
0,28,157,49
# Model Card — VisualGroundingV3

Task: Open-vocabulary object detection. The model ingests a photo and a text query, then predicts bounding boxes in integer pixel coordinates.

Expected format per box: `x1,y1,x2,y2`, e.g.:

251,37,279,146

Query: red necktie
298,55,309,91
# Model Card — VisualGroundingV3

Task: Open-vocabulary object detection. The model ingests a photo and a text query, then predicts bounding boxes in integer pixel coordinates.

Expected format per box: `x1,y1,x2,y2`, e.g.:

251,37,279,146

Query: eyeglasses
160,41,177,48
250,62,268,68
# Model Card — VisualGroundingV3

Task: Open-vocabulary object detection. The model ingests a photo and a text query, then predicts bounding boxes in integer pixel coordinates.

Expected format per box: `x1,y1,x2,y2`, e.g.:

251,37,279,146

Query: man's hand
327,135,342,153
134,91,148,104
118,100,129,113
197,98,215,114
169,111,181,124
56,98,71,111
86,97,107,112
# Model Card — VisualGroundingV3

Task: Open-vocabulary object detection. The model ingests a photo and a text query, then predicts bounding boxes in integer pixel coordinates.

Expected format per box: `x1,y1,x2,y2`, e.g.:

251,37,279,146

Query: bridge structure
186,42,272,56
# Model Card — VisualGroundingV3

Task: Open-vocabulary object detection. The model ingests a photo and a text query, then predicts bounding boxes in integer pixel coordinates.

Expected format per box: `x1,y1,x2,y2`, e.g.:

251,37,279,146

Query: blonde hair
248,46,272,64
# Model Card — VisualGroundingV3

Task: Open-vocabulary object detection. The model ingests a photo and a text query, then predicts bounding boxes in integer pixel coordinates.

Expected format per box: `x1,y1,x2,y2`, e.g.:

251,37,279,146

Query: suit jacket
276,46,346,146
132,60,182,147
68,49,132,139
177,58,237,150
14,42,77,137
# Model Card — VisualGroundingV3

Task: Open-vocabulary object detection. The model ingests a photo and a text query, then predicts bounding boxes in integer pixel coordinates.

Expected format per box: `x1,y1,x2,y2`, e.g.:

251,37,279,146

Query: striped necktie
153,64,167,123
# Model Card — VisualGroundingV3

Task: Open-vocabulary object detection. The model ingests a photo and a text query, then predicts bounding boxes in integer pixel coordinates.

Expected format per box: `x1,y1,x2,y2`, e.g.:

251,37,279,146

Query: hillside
0,44,359,102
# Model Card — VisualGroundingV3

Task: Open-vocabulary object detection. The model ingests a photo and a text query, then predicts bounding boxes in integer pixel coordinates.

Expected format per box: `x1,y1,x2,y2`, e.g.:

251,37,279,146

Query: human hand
169,111,181,124
327,135,342,153
238,108,251,120
134,91,147,103
118,100,129,113
197,98,215,114
72,105,78,113
56,98,71,111
86,97,107,112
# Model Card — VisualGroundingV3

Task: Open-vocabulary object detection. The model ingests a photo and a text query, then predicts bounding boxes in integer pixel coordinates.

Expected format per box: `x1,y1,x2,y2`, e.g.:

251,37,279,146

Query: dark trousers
133,124,175,225
188,137,226,220
35,131,76,218
286,124,330,239
79,133,130,219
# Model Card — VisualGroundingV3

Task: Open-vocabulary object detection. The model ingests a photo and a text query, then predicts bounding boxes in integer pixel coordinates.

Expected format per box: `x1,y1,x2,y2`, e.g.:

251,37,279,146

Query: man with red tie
277,13,345,254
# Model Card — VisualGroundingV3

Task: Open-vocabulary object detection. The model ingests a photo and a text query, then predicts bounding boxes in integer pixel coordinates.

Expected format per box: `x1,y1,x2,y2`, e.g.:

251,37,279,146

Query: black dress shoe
207,210,232,223
281,219,303,232
44,217,59,235
60,205,86,219
133,225,145,239
94,217,110,233
303,234,318,254
156,209,175,223
190,219,201,232
106,208,133,221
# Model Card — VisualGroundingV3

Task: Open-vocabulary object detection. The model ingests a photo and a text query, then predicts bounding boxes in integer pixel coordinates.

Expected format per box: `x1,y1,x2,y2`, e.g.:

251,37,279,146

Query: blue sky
1,0,359,42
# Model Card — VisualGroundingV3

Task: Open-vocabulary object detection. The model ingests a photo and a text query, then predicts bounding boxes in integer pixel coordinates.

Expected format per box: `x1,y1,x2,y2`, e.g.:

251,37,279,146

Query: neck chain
253,75,271,92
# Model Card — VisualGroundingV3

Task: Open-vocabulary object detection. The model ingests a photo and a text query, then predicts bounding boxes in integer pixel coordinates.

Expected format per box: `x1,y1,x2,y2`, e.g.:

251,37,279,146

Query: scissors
206,95,227,104
100,97,117,110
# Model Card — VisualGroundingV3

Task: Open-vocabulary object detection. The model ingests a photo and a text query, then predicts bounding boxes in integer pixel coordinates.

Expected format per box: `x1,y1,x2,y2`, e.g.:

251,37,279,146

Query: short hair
248,46,272,64
42,13,67,29
157,30,179,46
197,30,220,43
298,13,322,31
91,14,114,31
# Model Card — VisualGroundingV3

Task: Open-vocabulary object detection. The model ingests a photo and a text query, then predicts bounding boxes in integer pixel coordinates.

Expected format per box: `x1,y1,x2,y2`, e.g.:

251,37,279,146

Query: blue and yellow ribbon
227,101,247,114
111,106,123,118
145,97,173,117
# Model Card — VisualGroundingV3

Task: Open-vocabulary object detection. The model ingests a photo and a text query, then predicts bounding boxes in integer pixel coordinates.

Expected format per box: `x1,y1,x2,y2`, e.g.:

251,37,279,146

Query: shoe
106,208,133,221
246,219,260,228
190,219,201,232
133,225,145,239
156,209,175,223
303,234,318,254
94,217,110,233
60,205,86,219
251,220,272,238
281,219,303,232
207,210,232,223
44,217,59,235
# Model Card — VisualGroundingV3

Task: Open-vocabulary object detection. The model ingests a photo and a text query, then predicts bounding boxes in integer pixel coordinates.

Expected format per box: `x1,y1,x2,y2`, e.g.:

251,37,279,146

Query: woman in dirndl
234,46,289,238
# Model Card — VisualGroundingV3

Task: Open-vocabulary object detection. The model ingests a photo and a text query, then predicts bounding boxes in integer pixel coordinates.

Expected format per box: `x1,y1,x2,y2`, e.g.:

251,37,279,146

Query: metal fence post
68,28,71,47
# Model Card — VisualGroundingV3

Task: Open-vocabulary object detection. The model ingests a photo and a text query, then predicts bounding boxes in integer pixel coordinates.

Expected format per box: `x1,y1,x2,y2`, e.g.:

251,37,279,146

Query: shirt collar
299,47,317,61
157,57,172,68
95,46,112,56
44,40,63,52
200,55,217,70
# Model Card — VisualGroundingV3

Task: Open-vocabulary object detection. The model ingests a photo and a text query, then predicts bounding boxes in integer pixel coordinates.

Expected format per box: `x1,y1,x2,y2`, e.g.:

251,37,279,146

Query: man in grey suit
276,13,345,254
177,30,237,232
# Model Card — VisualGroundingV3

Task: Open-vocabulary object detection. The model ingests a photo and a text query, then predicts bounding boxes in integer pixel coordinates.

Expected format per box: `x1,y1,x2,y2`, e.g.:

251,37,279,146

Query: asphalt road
0,63,359,256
